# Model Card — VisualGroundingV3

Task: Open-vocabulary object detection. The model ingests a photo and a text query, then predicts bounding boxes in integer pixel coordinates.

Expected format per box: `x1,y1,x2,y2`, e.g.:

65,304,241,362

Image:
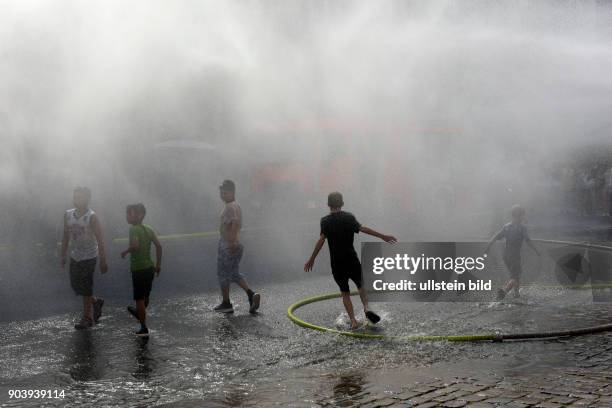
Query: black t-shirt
320,211,361,265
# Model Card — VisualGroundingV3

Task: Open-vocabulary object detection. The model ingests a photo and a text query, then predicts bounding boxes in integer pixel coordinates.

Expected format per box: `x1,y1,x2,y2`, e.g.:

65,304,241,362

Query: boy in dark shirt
304,192,397,330
485,204,540,300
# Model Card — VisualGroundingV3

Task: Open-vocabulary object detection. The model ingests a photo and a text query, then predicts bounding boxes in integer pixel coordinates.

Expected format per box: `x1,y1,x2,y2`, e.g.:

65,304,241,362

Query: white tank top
65,208,98,261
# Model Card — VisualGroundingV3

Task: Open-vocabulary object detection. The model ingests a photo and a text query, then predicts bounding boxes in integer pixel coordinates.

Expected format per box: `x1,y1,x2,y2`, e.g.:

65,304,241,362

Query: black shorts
503,254,522,279
331,257,363,293
70,258,97,296
132,267,155,300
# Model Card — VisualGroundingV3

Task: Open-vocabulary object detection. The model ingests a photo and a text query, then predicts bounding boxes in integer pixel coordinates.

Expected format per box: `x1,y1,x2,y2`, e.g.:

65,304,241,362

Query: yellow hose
287,291,612,342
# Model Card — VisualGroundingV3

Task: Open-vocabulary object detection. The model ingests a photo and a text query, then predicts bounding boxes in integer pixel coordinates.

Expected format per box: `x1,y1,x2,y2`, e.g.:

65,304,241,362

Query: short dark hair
328,191,344,208
511,204,525,218
74,186,91,200
127,203,146,217
220,179,236,192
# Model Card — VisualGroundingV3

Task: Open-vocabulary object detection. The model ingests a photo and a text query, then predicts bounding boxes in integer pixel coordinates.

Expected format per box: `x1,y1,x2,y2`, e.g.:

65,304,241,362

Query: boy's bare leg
82,296,95,319
512,279,520,296
358,287,369,312
136,299,146,325
237,278,251,293
341,292,359,329
502,279,520,293
221,286,231,304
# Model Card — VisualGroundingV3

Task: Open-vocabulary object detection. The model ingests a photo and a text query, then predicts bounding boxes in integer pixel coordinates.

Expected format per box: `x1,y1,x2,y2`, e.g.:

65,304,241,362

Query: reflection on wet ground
1,275,611,407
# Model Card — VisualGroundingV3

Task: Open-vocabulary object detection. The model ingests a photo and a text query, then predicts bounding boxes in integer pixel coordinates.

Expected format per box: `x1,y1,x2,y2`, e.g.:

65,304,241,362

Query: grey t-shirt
494,222,530,257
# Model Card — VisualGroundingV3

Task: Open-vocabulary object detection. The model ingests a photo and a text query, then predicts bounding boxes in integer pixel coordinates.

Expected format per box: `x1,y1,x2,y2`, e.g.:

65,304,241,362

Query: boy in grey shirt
485,205,540,300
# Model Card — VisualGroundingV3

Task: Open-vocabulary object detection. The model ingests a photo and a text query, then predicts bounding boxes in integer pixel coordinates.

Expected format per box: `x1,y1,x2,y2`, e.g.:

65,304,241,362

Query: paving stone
547,396,577,404
568,393,598,400
598,396,612,403
374,398,397,407
442,401,468,408
466,403,495,408
566,399,594,407
503,402,528,408
515,397,545,405
526,392,553,402
414,403,438,408
476,389,504,398
460,385,491,393
483,397,513,404
534,402,565,408
433,390,470,403
395,391,422,401
497,391,528,399
408,396,435,405
460,393,489,402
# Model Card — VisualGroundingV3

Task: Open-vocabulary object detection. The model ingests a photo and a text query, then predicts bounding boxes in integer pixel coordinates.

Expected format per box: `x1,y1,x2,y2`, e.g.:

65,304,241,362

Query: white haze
1,0,612,242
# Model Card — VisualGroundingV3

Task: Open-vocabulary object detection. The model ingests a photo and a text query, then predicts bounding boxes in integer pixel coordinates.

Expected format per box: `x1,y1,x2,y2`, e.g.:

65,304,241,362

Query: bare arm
91,214,108,273
60,215,69,267
151,231,163,276
359,226,397,243
121,229,140,258
484,229,503,254
304,234,326,272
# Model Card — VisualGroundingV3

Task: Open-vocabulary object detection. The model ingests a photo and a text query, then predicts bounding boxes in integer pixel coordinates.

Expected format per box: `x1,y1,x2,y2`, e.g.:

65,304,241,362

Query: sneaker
75,316,93,330
93,298,104,323
213,302,234,313
135,327,149,337
249,293,261,314
365,310,381,324
127,305,139,321
496,288,506,301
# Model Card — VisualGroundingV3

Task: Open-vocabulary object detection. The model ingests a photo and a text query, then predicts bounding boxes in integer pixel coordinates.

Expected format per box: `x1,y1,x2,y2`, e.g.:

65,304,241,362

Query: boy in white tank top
60,187,108,329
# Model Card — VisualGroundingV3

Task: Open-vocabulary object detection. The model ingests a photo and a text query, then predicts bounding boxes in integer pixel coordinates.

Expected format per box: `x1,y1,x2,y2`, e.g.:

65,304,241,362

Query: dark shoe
127,305,139,321
135,327,149,337
213,302,234,313
365,310,381,324
513,290,520,298
75,316,93,330
496,288,506,301
249,293,261,314
93,298,104,323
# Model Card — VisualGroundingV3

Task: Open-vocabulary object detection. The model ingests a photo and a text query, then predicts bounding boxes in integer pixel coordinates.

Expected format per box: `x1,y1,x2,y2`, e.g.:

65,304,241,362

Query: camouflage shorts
217,242,244,288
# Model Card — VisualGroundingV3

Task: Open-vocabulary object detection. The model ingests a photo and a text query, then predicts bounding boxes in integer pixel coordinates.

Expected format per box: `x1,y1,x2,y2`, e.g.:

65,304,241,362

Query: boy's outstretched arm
151,231,163,276
359,226,397,243
91,214,108,274
304,234,326,272
484,229,503,254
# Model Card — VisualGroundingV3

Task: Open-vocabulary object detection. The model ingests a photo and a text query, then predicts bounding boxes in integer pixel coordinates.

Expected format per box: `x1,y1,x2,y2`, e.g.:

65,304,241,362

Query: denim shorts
217,242,244,288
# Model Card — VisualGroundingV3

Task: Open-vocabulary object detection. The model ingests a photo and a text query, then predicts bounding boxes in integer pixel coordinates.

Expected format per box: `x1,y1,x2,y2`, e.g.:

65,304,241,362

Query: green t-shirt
129,224,155,271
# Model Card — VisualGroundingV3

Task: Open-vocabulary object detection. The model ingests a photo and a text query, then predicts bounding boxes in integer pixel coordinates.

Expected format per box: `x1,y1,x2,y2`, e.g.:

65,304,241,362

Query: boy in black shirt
304,192,397,330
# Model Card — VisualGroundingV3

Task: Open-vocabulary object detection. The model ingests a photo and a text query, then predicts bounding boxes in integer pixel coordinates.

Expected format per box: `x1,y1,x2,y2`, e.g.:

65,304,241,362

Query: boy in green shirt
121,203,162,337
